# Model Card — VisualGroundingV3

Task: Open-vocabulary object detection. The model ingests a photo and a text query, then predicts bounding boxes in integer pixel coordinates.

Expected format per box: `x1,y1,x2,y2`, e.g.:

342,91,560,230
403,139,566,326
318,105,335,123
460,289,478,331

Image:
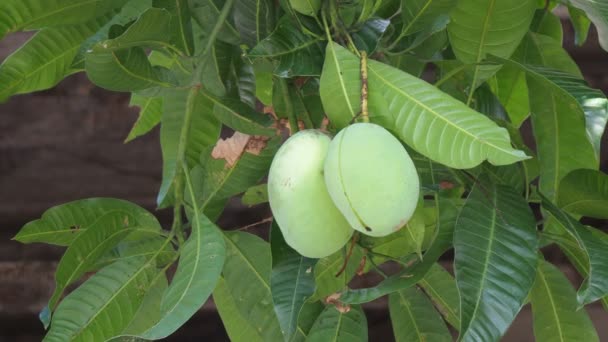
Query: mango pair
268,123,420,258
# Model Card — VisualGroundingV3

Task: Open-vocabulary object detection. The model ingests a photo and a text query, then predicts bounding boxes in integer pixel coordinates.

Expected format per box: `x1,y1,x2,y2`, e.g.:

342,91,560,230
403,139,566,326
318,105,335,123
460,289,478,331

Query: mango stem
359,51,369,123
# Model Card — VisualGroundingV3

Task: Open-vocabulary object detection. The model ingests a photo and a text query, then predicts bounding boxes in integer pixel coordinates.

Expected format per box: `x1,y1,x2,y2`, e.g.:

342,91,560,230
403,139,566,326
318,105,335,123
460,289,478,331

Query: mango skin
324,123,420,237
268,130,354,258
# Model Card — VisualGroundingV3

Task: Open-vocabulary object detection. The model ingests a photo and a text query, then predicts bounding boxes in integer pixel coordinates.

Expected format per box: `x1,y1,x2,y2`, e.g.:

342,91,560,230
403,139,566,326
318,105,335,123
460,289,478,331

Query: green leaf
71,0,154,69
454,177,538,341
14,198,161,246
234,0,275,47
121,272,169,335
558,169,608,219
0,0,128,39
389,286,452,342
568,5,591,46
0,15,111,101
568,0,608,52
214,277,266,342
319,42,361,129
140,168,226,339
312,246,365,301
94,234,176,269
195,40,233,97
99,8,173,51
290,302,324,342
192,135,278,216
523,65,597,200
306,305,368,342
241,184,269,206
153,0,194,55
340,196,459,304
488,63,530,127
399,0,457,37
270,222,316,341
541,195,608,305
250,16,324,77
544,225,608,310
157,88,221,205
531,9,563,42
418,263,460,329
85,47,174,92
190,0,240,45
289,0,320,16
43,257,160,342
366,55,528,169
223,231,283,341
46,211,145,312
203,93,276,135
351,18,390,55
125,94,162,142
447,0,536,96
513,32,582,77
530,259,599,342
528,66,608,159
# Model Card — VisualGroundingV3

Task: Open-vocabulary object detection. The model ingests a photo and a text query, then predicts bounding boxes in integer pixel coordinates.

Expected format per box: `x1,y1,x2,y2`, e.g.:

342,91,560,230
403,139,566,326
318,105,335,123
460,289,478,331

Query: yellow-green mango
324,123,420,237
268,130,354,258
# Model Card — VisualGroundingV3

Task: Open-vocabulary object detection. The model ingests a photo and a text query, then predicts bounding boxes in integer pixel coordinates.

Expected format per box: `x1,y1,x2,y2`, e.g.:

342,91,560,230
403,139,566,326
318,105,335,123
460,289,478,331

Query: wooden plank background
1,18,608,341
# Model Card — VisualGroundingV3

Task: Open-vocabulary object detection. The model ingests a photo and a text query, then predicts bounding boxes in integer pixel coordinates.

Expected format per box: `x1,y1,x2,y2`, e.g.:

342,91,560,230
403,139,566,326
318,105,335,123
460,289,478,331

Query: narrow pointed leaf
85,47,174,92
541,195,608,305
270,222,316,340
141,168,226,339
389,286,452,342
14,198,161,246
43,257,160,342
513,32,582,77
0,0,128,39
192,134,278,216
306,305,368,342
312,246,365,301
289,0,320,16
447,0,536,91
157,88,221,205
223,231,283,341
153,0,194,55
126,94,163,142
319,42,361,129
454,177,538,341
418,263,460,329
558,169,608,219
568,0,608,52
241,184,269,206
47,211,144,311
340,197,459,304
234,0,274,47
190,0,240,45
250,16,324,77
366,55,528,168
71,0,153,69
290,302,324,342
202,92,276,136
99,8,173,51
0,16,111,101
531,259,599,342
568,5,591,46
213,277,265,342
399,0,457,36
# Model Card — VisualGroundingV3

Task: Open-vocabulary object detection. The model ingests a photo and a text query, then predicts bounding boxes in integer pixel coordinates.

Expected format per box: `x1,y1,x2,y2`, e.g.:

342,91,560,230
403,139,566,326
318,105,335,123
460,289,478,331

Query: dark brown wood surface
2,19,608,341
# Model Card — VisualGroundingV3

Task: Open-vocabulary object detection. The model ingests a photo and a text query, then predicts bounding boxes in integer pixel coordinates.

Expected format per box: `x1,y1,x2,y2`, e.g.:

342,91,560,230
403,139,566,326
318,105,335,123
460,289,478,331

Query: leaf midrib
225,234,271,290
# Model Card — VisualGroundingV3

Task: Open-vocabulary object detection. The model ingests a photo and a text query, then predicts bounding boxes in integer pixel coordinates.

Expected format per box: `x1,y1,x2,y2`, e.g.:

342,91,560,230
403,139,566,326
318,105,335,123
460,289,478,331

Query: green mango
324,123,420,237
268,130,354,258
